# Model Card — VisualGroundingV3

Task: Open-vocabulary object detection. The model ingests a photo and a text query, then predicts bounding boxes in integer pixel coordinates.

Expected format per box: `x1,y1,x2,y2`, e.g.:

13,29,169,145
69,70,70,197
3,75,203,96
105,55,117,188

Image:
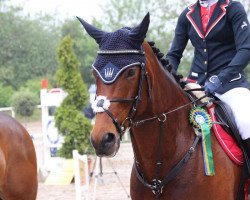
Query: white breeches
215,87,250,140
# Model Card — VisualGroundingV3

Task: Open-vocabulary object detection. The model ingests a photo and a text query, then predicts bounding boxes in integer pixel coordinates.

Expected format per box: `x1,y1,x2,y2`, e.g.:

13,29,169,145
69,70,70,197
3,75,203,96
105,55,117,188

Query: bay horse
0,112,37,200
77,13,242,199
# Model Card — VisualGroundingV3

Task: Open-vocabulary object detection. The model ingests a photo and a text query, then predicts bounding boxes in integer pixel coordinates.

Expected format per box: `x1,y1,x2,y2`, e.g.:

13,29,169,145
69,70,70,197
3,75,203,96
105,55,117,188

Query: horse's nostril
102,133,115,148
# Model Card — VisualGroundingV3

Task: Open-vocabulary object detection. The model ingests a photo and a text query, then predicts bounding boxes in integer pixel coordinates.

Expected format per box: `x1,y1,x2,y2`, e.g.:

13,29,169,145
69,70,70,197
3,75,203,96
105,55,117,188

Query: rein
131,93,208,127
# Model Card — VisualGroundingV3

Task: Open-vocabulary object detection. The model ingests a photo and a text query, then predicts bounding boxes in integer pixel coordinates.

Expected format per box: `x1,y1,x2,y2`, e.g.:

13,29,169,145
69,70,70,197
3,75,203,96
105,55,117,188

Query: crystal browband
97,50,145,55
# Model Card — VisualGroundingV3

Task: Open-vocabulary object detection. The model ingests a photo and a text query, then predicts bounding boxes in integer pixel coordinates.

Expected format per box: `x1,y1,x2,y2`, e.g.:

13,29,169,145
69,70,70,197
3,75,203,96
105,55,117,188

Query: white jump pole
73,150,90,200
73,150,81,200
92,157,100,200
84,155,90,200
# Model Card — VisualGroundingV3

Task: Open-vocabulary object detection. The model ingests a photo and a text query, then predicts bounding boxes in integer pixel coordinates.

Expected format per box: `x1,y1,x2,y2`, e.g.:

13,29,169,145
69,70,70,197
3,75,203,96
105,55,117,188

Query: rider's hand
204,75,222,95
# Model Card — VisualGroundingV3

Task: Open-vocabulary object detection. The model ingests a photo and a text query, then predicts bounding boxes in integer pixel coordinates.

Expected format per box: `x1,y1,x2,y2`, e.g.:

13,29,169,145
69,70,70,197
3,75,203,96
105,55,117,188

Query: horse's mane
147,41,184,85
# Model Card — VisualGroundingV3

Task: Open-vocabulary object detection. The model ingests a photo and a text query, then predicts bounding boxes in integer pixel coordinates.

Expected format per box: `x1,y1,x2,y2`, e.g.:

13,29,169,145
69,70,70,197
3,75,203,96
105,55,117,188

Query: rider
166,0,250,157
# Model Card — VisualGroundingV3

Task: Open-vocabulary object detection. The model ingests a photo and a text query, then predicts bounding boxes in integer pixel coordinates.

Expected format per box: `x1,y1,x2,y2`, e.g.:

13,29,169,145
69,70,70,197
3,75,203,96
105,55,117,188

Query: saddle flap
214,101,240,142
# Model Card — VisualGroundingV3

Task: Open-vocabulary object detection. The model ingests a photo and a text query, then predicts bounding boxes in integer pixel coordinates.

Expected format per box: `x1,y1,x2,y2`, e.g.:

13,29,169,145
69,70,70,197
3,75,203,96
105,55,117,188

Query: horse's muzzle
91,132,120,157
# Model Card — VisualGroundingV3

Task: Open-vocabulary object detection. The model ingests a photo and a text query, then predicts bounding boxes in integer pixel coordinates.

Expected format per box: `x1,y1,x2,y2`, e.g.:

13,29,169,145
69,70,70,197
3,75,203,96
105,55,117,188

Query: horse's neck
145,48,190,120
131,47,195,180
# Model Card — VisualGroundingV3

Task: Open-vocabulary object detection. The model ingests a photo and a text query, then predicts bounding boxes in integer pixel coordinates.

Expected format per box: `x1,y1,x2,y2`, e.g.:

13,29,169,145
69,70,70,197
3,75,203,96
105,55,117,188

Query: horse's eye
127,68,136,78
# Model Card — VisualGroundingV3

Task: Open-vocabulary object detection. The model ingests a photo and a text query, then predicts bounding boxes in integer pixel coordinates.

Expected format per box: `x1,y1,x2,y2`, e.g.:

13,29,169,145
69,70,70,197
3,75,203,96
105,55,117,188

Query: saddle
214,100,240,143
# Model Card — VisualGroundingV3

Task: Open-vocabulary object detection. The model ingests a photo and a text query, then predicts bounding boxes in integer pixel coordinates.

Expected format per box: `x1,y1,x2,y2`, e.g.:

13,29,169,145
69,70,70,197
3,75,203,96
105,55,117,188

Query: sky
10,0,102,21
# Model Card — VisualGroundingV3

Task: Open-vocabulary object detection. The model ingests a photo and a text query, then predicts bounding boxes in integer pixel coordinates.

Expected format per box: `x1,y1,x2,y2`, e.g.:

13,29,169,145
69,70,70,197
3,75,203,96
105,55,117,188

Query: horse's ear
129,12,150,43
76,16,106,44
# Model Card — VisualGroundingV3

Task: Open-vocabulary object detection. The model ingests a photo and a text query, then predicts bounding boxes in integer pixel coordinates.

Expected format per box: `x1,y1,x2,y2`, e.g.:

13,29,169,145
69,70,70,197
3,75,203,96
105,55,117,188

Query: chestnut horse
0,112,37,200
77,13,242,199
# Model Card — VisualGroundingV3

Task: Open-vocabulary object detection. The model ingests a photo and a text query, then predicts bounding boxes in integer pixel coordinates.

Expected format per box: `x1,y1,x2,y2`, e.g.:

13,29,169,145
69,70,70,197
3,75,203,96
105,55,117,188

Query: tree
54,35,93,158
60,19,98,86
0,83,13,107
0,3,60,89
19,78,46,99
11,91,38,117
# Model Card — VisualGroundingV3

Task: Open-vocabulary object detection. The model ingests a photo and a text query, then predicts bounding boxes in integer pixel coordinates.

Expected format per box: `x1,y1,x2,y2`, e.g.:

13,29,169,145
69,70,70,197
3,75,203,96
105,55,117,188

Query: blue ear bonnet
92,28,145,84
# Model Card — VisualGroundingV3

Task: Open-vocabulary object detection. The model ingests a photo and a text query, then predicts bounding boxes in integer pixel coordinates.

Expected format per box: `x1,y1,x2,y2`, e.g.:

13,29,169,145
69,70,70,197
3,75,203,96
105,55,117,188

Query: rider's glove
204,75,222,95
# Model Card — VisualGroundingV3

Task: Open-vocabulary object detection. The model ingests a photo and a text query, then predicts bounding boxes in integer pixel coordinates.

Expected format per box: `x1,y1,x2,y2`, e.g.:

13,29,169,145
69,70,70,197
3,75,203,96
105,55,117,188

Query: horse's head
77,13,150,157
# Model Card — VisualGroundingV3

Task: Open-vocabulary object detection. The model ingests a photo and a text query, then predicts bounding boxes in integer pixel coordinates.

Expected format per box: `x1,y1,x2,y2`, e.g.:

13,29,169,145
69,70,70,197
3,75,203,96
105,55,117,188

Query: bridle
94,48,206,199
94,49,151,140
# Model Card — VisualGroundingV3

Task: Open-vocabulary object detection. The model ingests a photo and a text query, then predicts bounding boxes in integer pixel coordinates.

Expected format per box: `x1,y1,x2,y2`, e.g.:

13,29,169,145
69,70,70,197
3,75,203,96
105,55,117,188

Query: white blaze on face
91,95,111,113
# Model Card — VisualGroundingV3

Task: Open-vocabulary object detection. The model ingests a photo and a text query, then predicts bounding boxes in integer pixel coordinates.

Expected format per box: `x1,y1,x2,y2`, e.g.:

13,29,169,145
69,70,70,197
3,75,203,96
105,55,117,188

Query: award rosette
189,107,214,176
